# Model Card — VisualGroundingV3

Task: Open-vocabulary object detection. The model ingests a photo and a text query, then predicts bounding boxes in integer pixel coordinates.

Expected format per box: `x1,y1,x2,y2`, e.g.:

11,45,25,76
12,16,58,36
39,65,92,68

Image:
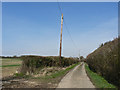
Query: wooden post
59,13,63,66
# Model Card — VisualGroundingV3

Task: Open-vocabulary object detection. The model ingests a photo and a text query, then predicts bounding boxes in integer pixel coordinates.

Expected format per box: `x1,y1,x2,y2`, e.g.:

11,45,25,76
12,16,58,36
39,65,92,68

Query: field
1,58,22,78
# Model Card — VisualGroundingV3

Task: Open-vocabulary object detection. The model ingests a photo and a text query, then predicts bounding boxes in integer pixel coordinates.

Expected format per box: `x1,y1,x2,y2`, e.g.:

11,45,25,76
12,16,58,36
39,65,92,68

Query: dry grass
2,66,20,78
2,58,22,78
2,58,22,66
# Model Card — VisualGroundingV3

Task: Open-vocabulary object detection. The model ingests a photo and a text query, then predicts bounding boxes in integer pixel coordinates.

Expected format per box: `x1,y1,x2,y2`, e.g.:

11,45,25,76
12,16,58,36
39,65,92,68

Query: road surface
57,62,95,88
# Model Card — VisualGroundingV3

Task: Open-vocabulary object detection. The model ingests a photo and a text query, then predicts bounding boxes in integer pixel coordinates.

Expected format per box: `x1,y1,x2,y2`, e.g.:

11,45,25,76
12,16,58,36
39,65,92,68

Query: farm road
57,62,95,88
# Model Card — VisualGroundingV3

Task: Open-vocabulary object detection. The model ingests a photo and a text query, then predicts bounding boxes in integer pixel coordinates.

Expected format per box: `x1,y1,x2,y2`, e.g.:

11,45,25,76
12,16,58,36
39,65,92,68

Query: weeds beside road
85,63,117,89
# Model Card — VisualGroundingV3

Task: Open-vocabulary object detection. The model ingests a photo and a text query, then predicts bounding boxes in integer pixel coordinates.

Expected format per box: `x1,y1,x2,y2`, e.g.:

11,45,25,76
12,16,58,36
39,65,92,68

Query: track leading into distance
57,62,95,88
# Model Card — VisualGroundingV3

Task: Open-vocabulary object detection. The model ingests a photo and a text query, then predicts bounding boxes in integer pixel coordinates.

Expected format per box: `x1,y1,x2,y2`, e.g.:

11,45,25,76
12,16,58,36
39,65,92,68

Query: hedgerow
86,37,120,88
20,56,79,74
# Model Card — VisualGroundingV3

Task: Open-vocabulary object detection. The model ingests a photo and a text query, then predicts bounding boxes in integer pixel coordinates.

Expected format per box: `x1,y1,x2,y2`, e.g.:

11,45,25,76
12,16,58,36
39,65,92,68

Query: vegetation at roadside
13,62,80,88
39,62,80,79
14,62,80,81
14,73,31,78
85,63,117,89
86,37,120,87
20,56,79,75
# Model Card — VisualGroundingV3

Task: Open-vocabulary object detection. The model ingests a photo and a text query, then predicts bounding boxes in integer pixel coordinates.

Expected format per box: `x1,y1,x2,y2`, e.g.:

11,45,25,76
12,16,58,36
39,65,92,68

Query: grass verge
85,63,117,89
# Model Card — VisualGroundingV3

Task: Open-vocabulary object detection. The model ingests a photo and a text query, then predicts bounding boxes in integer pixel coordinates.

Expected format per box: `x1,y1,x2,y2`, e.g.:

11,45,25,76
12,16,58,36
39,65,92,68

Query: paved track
57,62,95,88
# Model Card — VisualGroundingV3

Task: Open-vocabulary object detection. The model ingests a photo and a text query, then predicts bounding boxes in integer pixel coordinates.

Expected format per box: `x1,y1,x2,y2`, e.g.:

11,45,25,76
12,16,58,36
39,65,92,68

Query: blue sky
2,2,118,57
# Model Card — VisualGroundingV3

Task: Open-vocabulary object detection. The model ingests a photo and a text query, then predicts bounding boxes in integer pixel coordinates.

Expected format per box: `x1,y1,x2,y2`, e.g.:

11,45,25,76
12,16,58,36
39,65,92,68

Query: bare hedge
86,37,120,87
20,56,79,74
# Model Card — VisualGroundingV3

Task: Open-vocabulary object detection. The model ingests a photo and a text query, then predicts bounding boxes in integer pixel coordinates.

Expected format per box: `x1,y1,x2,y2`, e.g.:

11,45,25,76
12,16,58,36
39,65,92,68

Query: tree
80,56,84,60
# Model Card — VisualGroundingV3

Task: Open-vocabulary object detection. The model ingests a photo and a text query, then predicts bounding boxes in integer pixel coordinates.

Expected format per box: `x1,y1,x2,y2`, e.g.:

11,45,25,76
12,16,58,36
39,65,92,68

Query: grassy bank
85,63,117,89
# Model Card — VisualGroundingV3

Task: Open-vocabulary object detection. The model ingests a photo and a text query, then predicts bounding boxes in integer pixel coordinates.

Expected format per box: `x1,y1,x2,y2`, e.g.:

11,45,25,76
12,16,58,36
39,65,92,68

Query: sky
2,2,118,57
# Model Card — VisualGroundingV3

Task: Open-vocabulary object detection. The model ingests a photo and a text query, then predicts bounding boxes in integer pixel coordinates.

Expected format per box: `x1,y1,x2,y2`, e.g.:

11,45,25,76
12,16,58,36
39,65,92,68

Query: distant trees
1,55,19,59
80,56,84,60
79,56,85,62
13,55,17,58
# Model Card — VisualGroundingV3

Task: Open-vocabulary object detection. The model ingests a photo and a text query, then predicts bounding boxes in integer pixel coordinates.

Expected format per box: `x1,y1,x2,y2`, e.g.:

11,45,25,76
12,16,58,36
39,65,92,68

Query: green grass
14,73,31,78
85,63,117,89
0,64,21,67
14,73,24,77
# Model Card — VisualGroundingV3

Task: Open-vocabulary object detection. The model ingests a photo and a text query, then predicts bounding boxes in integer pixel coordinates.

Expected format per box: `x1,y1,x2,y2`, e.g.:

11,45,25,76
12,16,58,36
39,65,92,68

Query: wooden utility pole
79,50,80,61
59,13,63,66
